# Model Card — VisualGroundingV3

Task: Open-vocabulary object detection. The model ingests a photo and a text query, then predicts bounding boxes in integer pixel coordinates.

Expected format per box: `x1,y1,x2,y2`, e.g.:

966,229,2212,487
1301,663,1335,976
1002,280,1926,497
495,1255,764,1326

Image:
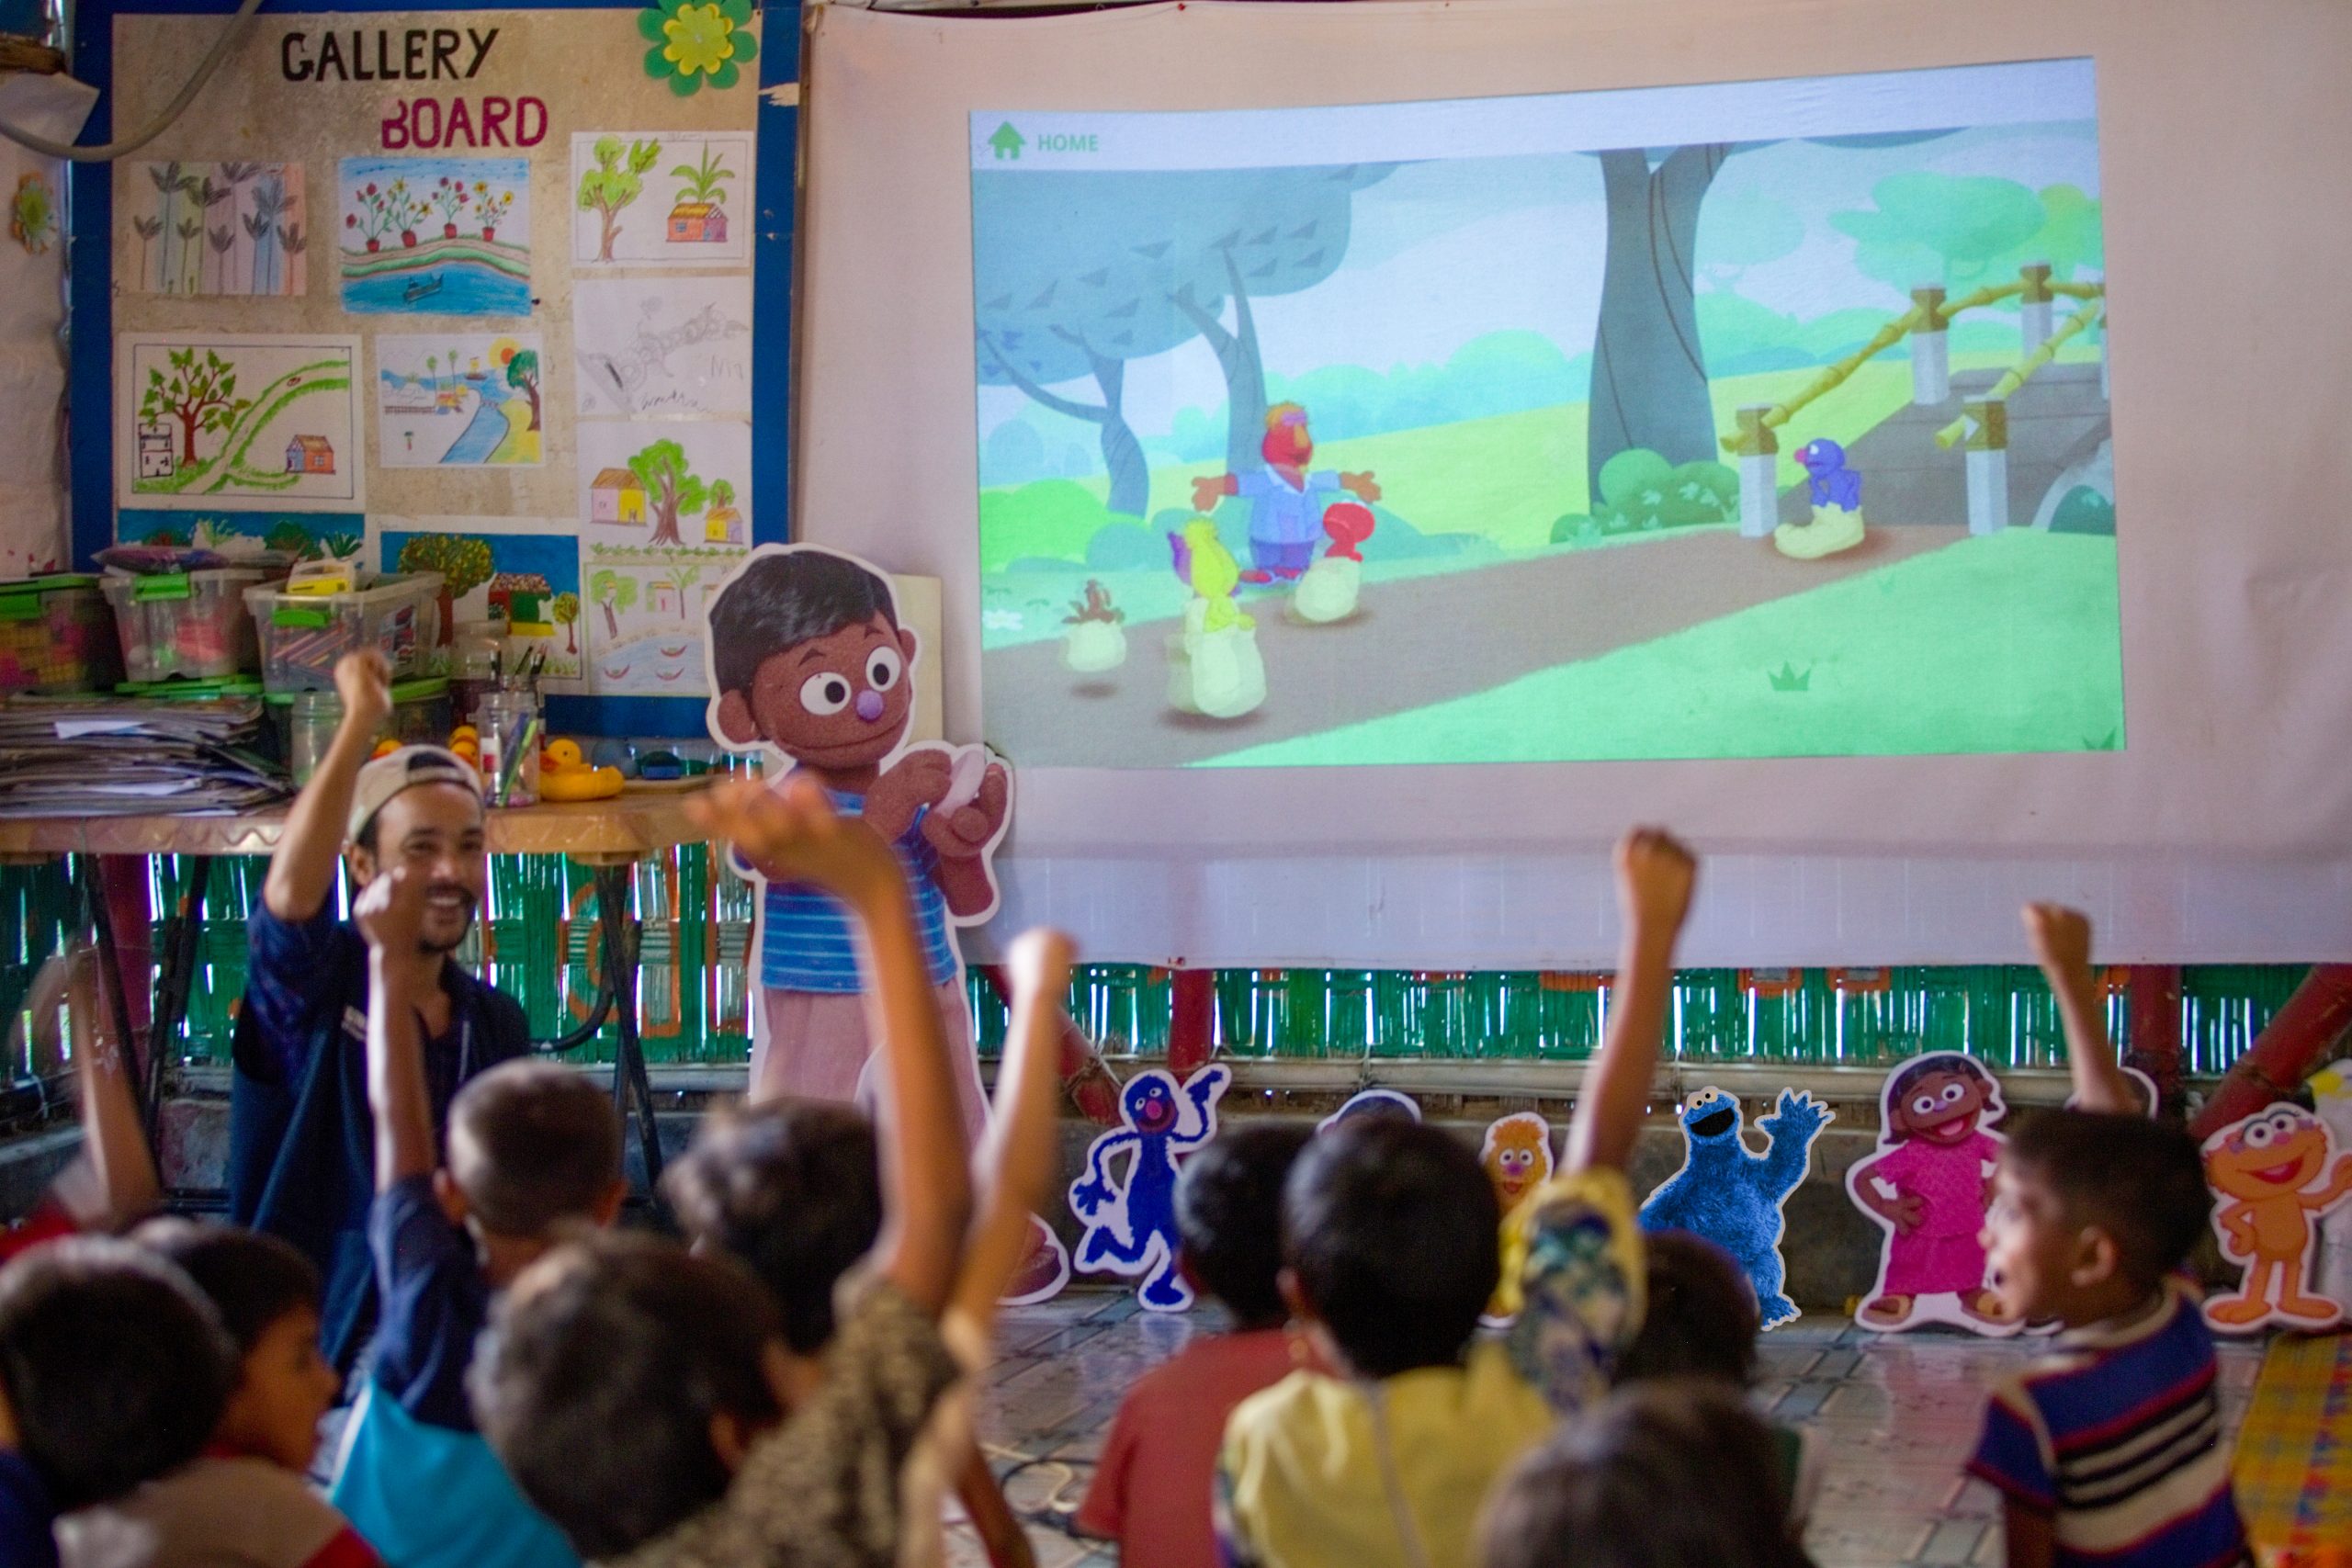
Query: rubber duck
538,737,625,802
447,724,482,773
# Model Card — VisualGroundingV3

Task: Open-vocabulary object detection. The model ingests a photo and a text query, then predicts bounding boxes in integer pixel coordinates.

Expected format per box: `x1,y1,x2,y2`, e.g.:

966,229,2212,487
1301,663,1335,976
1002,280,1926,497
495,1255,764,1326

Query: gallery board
80,2,784,714
794,0,2352,965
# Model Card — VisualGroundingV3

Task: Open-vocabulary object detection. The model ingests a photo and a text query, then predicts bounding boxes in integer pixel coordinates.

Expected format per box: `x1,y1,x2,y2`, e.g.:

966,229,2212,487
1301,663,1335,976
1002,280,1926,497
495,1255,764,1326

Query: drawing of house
704,503,744,544
285,436,335,476
487,571,553,630
591,468,646,525
647,579,681,616
668,202,728,243
136,423,175,479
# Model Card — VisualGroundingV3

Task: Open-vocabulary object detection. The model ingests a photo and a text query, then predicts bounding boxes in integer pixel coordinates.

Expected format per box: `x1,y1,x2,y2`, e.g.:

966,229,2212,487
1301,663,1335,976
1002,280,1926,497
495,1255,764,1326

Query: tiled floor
950,1287,2265,1568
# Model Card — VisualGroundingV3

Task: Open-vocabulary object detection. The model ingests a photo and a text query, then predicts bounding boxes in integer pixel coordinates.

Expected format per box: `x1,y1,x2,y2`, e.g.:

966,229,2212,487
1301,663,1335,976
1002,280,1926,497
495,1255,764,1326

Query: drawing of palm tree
147,162,186,289
670,145,735,214
175,219,201,292
426,353,439,393
248,175,288,295
277,219,307,293
196,176,232,291
208,225,235,293
217,161,257,290
130,215,161,287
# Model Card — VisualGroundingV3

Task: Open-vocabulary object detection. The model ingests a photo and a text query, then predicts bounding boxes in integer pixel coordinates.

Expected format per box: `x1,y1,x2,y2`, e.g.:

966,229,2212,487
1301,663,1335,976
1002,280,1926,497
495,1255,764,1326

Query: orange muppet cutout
2200,1104,2352,1331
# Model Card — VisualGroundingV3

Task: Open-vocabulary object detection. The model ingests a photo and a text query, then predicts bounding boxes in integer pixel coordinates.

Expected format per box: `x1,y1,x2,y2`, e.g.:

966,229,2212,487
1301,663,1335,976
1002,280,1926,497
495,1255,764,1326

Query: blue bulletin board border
66,0,800,739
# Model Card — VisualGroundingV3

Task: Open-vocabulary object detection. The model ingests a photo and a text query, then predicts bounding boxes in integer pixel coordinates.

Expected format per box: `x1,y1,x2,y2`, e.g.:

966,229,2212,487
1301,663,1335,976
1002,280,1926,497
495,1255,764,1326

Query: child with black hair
0,1238,238,1568
60,1224,376,1568
471,780,1072,1568
323,862,627,1568
1480,1381,1817,1568
1964,905,2249,1568
1217,829,1695,1568
1611,1231,1821,1537
1075,1123,1313,1568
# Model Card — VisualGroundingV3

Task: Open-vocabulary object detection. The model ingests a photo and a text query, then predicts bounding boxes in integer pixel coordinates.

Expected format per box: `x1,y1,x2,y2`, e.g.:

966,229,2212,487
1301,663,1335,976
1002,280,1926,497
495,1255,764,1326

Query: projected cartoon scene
970,60,2120,768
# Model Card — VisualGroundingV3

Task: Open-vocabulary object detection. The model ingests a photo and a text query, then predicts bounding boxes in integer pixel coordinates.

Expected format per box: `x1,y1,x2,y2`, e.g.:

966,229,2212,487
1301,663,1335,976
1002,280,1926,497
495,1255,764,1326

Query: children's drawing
11,173,57,255
1481,1111,1555,1218
379,519,582,681
577,421,750,545
2199,1103,2352,1333
116,511,365,562
376,334,544,468
1639,1087,1833,1329
571,132,753,266
572,276,752,419
1846,1053,2018,1335
638,0,758,96
118,333,362,511
1068,1064,1231,1311
125,162,304,295
340,157,528,315
582,539,744,694
970,59,2123,769
1317,1088,1421,1134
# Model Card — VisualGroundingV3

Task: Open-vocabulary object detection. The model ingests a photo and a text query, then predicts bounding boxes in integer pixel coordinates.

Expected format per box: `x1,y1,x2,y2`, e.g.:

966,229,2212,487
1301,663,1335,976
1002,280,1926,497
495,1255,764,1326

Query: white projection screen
795,0,2352,967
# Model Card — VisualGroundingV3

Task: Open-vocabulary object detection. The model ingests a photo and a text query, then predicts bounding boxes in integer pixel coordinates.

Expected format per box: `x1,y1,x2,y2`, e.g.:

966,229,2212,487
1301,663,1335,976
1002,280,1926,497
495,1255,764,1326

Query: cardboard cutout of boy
2199,1102,2352,1332
1640,1086,1832,1329
1846,1052,2019,1335
703,544,1011,1122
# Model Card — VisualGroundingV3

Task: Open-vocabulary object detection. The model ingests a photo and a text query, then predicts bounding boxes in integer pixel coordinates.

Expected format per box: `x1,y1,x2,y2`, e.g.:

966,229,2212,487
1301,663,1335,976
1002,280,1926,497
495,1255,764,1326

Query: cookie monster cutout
1316,1088,1422,1134
1069,1064,1231,1311
1846,1053,2020,1336
1639,1087,1832,1330
2199,1103,2352,1333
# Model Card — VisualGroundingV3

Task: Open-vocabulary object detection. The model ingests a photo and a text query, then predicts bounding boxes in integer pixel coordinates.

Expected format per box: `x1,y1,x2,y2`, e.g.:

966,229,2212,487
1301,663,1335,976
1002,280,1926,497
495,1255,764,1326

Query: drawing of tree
208,225,234,294
589,569,638,637
504,348,541,432
139,347,249,466
217,162,258,290
665,556,705,621
398,533,495,630
277,218,307,290
426,353,439,391
551,592,580,653
175,219,200,293
671,145,735,211
131,215,161,287
246,174,290,294
578,136,662,262
627,438,707,547
265,521,313,557
198,175,232,290
147,162,194,290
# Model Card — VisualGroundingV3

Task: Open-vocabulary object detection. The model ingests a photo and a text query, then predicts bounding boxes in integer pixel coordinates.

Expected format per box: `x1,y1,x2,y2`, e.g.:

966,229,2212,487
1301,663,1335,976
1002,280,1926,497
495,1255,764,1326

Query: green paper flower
639,0,757,96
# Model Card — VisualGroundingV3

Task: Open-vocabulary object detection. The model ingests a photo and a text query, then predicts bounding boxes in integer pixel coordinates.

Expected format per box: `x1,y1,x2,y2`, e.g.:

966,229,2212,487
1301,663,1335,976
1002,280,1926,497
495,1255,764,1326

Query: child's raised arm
263,650,393,921
692,778,974,1314
1566,829,1696,1175
16,944,161,1230
949,927,1076,1327
2022,903,2136,1114
353,864,437,1190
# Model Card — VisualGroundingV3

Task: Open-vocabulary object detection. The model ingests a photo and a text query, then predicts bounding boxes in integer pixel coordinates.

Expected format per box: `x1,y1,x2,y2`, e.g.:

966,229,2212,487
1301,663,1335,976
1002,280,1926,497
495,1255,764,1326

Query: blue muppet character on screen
1069,1063,1231,1310
1638,1086,1833,1327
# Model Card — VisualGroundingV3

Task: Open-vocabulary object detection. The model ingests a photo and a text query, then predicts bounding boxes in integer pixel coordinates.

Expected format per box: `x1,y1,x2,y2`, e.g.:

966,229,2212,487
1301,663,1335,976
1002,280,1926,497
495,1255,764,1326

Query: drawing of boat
402,273,445,304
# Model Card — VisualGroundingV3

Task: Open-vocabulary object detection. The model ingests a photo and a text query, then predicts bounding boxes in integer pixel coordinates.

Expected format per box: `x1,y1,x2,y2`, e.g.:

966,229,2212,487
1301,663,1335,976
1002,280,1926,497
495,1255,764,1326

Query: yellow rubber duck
537,737,625,802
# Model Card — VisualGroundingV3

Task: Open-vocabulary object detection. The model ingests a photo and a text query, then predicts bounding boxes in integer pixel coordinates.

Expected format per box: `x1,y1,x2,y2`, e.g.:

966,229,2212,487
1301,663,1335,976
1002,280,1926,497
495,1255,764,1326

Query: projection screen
794,0,2352,966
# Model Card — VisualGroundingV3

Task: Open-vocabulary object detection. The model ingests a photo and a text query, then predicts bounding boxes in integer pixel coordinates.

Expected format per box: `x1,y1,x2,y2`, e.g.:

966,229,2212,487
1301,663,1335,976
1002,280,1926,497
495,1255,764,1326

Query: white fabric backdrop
795,0,2352,965
0,73,94,579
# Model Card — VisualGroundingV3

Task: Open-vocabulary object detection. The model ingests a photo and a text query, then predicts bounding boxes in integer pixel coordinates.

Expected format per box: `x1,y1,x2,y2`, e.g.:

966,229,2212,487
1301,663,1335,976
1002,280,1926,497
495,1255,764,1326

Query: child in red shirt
1077,1124,1310,1568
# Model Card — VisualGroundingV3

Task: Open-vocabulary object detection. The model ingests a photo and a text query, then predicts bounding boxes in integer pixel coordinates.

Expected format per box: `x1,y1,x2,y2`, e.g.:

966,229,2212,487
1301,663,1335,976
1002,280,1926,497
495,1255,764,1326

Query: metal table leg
141,855,212,1149
589,861,664,1194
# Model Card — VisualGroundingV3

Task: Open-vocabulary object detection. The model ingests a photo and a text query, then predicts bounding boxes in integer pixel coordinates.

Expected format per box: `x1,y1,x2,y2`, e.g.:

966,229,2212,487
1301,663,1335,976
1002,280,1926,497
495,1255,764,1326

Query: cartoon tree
1832,175,2100,291
671,144,735,209
398,533,495,628
666,557,705,621
627,438,707,547
551,591,580,653
504,347,541,432
140,347,250,466
589,568,639,637
577,136,662,263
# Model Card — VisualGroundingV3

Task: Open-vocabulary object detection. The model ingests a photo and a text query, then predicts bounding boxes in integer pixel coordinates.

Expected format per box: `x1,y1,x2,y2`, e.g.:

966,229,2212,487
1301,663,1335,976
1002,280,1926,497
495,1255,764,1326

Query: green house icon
989,122,1025,161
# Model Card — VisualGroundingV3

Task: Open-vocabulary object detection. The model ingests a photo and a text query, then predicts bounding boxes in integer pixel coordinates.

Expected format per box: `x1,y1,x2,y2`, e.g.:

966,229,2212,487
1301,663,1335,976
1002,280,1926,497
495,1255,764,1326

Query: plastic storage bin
244,573,446,693
266,677,454,783
0,575,124,694
100,567,270,683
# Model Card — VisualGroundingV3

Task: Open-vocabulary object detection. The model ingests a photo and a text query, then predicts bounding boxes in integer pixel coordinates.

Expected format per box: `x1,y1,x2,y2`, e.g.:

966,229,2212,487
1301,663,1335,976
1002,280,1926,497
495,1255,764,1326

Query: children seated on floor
325,859,627,1568
0,1238,238,1568
1214,828,1694,1568
469,776,1071,1568
57,1224,372,1568
1481,1381,1818,1568
1611,1229,1821,1538
1966,905,2250,1568
1075,1123,1312,1568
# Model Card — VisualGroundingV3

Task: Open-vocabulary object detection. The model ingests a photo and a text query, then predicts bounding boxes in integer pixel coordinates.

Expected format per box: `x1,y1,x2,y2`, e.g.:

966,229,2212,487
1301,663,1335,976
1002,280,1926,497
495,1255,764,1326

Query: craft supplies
477,686,541,807
101,567,272,683
266,678,453,784
244,571,445,692
0,576,123,695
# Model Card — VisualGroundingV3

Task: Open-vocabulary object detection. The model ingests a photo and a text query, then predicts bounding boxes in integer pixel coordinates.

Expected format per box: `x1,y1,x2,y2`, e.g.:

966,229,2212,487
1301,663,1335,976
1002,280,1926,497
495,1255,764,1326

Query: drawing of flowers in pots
340,157,530,316
666,145,734,245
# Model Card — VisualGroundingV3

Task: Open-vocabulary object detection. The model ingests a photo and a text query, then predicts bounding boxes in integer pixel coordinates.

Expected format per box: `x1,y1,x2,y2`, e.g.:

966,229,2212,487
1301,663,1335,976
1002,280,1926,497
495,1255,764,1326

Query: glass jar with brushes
476,684,542,807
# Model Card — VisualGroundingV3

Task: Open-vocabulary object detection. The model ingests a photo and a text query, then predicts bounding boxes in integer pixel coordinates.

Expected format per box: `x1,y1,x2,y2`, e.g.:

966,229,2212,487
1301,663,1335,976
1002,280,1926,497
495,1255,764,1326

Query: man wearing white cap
227,650,532,1373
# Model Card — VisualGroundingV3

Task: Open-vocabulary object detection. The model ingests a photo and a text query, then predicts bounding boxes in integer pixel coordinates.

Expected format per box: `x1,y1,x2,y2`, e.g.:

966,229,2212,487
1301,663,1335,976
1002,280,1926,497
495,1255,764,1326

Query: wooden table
3,787,716,1191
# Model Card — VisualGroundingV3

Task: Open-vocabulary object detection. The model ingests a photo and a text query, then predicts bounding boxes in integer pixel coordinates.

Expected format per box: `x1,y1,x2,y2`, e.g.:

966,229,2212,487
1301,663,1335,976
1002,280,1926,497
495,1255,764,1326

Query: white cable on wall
0,0,265,163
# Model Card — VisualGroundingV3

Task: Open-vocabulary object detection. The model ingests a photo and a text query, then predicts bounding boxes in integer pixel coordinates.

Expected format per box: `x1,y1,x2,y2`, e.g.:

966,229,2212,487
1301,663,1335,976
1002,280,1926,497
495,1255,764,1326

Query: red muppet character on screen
1191,402,1380,584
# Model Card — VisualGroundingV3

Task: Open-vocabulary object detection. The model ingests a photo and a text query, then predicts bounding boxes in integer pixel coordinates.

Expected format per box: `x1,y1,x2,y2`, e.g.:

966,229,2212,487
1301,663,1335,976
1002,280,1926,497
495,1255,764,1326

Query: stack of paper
0,697,288,818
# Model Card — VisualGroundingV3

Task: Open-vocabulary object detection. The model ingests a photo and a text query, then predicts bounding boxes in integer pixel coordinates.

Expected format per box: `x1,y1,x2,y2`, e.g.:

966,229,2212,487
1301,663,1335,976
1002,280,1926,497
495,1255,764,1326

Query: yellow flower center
662,5,735,76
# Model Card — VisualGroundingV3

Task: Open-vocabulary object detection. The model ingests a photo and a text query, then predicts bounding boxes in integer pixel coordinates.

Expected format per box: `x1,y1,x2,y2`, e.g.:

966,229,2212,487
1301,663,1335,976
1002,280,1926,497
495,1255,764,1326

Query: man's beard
417,885,479,955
